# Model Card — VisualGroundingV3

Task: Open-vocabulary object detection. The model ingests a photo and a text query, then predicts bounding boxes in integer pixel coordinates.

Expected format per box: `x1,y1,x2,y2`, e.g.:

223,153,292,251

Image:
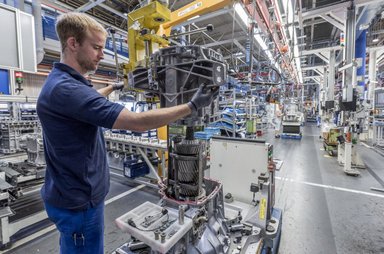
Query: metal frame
0,3,37,73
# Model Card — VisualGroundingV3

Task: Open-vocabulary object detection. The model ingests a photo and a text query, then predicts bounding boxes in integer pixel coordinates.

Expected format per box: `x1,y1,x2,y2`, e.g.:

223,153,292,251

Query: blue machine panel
0,69,10,95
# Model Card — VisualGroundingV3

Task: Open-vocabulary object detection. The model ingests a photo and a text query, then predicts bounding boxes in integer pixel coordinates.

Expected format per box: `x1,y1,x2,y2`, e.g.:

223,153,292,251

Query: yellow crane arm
159,0,233,37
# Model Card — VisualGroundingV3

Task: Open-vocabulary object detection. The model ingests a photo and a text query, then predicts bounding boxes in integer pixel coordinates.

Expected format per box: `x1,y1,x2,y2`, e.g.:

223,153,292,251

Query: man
37,12,218,254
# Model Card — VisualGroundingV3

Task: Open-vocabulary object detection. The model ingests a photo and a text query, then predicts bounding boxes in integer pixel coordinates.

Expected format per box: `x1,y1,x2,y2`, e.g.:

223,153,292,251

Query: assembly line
0,0,384,254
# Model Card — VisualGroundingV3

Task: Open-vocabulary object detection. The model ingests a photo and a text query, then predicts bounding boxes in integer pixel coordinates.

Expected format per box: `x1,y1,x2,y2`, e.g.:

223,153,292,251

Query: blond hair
56,12,107,52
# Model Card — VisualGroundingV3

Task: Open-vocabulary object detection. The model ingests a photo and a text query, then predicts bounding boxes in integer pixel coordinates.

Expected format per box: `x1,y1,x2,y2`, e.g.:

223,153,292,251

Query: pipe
108,28,121,79
32,0,45,64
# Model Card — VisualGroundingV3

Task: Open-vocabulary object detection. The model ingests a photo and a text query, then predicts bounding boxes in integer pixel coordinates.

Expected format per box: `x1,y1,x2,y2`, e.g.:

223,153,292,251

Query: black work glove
112,81,124,91
187,84,220,112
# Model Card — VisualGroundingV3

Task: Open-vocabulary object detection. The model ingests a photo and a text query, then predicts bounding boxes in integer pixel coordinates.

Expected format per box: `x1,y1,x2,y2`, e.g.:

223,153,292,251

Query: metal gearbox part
129,45,226,122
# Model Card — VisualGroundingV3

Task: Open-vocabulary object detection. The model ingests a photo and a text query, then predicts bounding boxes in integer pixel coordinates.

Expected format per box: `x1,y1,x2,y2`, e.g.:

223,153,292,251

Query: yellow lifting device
123,0,233,75
122,0,234,174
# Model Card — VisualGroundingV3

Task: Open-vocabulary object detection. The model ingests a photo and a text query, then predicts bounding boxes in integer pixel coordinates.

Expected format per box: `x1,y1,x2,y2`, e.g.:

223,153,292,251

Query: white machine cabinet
209,136,272,203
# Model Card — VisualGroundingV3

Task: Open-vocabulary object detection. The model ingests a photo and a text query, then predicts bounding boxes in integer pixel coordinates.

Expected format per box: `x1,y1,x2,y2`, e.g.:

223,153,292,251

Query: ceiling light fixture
234,3,248,26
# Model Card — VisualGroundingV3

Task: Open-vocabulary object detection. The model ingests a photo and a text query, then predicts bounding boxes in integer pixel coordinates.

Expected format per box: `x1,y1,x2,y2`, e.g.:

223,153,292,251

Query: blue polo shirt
37,63,124,210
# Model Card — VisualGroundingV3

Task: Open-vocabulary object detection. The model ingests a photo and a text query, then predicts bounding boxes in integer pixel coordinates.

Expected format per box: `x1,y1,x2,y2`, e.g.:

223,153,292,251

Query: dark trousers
44,201,104,254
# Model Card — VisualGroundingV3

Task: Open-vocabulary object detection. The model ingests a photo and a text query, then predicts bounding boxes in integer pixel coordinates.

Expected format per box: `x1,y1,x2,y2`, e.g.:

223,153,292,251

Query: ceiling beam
75,0,128,20
301,2,351,20
301,0,383,21
302,65,326,71
356,0,384,7
313,69,324,76
304,75,321,79
174,7,231,28
312,78,321,85
320,14,345,31
328,11,345,25
303,77,321,85
223,55,246,65
43,0,128,34
99,3,127,19
315,52,329,64
76,0,107,12
203,38,238,48
301,46,341,56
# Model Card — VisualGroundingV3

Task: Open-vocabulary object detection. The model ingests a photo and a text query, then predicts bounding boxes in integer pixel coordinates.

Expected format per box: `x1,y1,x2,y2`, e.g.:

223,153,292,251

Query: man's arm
97,82,124,97
112,83,219,132
112,104,192,131
97,85,114,97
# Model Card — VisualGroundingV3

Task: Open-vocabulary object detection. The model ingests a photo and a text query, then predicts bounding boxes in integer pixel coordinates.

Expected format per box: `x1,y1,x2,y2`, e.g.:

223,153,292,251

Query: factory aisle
271,124,384,254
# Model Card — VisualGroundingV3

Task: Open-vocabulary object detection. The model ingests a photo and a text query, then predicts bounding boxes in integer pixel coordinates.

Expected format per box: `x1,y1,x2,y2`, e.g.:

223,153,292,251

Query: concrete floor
2,124,384,254
272,124,384,254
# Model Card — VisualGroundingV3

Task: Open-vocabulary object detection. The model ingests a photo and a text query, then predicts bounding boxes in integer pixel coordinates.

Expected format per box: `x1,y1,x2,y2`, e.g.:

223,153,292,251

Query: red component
280,45,289,54
346,132,351,143
15,72,23,78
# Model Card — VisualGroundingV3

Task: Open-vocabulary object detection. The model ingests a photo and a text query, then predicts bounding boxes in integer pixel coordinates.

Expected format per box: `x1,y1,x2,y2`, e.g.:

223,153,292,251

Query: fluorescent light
235,3,273,61
254,34,274,61
235,3,273,60
373,38,379,43
234,3,248,26
254,34,268,51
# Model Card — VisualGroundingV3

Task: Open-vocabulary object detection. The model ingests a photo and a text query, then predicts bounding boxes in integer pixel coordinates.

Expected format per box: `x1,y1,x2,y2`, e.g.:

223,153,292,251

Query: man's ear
66,37,78,51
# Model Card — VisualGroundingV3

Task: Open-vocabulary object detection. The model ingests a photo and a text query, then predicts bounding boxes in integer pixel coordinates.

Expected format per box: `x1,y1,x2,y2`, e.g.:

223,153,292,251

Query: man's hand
112,81,124,91
187,84,220,112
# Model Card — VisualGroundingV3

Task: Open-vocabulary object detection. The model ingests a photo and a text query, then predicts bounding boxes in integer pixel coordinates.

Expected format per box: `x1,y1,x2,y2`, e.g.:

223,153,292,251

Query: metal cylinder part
178,205,184,225
154,230,160,240
160,232,166,243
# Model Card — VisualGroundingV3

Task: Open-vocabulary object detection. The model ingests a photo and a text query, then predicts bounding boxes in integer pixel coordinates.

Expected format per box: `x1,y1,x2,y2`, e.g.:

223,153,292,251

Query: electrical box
209,136,272,203
123,156,158,179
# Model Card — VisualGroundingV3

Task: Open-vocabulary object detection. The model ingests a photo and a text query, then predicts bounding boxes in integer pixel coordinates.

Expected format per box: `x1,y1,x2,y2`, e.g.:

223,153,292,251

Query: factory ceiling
45,0,384,98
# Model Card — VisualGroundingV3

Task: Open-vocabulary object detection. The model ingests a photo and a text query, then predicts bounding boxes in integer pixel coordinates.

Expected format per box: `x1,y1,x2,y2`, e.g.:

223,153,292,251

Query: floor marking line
360,142,372,149
275,176,384,199
105,183,145,205
1,181,144,254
